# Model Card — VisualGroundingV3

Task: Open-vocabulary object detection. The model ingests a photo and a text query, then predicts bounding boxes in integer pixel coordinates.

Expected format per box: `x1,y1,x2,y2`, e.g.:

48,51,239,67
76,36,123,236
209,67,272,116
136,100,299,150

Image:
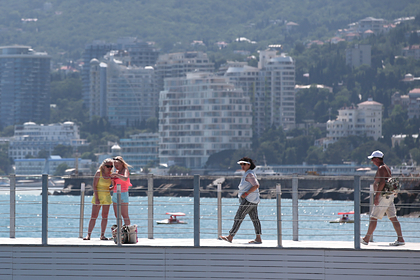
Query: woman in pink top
110,156,132,225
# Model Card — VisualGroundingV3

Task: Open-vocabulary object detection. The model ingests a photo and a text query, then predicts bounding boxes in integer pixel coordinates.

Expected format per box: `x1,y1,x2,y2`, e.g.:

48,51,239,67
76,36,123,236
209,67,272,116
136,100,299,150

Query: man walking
361,150,405,246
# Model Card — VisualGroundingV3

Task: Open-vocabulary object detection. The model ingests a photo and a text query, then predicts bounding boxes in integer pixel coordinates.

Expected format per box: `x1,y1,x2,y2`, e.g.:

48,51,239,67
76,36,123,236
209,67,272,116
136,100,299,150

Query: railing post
9,174,16,238
369,183,374,242
217,183,222,238
117,184,122,246
276,183,282,247
147,174,154,239
194,174,200,247
41,174,48,245
292,177,299,241
354,175,361,249
78,183,85,238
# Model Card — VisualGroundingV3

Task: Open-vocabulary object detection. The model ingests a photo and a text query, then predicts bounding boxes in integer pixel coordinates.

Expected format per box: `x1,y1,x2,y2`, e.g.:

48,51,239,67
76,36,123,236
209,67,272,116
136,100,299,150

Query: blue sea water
0,189,418,242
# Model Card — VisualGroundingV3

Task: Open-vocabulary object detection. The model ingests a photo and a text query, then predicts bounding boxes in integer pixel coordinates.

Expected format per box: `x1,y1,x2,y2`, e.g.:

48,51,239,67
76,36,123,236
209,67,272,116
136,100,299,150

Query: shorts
92,190,112,205
112,191,129,203
370,194,396,219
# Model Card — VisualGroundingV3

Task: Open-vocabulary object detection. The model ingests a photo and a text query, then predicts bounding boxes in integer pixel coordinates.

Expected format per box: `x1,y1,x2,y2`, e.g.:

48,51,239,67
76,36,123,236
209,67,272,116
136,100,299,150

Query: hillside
1,0,420,61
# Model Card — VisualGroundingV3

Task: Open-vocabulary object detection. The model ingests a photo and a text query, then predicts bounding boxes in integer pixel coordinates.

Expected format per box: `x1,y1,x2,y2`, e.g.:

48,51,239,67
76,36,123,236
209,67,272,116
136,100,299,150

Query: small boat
330,211,354,223
157,212,187,224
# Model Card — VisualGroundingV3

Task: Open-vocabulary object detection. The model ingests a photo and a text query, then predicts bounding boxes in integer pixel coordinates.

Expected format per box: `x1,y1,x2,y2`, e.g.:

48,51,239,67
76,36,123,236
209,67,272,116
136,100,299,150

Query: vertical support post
147,174,154,239
292,177,299,241
117,184,122,246
276,183,282,247
194,174,200,247
78,183,85,238
354,175,361,249
41,174,48,245
369,183,374,242
217,183,222,238
9,174,16,238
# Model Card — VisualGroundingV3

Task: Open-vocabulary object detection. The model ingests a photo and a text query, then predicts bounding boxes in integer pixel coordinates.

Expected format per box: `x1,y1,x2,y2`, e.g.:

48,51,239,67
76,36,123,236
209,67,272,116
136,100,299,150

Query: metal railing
1,174,419,248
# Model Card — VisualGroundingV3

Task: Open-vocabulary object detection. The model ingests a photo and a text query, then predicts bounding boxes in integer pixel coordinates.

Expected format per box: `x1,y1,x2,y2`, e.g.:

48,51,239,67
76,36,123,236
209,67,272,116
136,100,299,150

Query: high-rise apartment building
0,46,51,128
82,41,115,109
89,52,156,126
159,72,252,168
327,98,382,141
82,38,158,111
225,50,296,136
155,51,214,93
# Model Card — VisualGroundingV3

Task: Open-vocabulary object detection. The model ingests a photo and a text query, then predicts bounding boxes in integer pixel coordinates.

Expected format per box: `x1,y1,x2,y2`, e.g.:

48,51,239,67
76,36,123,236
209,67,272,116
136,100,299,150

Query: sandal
83,236,90,240
219,236,232,243
249,240,262,244
100,236,109,240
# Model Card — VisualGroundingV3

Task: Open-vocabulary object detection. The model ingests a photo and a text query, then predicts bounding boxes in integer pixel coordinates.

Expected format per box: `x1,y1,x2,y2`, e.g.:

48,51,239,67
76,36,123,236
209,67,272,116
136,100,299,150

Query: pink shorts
370,194,396,219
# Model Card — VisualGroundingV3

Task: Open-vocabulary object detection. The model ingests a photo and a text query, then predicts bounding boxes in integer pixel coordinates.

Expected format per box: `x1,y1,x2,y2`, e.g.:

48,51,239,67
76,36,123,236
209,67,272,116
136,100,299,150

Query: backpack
382,177,401,197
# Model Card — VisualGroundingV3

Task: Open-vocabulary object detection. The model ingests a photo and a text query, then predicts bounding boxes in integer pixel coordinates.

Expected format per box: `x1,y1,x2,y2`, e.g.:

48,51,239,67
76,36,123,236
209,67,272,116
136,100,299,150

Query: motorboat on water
157,212,187,224
329,211,354,223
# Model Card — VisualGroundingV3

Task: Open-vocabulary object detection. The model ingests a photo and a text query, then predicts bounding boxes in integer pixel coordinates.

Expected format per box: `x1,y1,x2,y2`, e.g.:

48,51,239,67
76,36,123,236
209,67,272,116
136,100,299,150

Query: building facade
407,88,420,119
327,98,382,141
159,72,252,168
89,52,156,126
15,156,92,175
119,133,159,172
225,50,296,136
8,121,86,160
346,44,371,68
0,46,51,128
155,51,214,93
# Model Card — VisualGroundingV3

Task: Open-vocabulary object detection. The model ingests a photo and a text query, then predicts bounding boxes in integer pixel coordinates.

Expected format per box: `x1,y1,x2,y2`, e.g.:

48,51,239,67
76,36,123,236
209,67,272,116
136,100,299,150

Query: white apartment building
119,133,159,172
159,72,252,168
358,17,385,34
15,156,92,175
346,44,371,68
225,50,296,136
327,98,382,141
89,52,156,126
8,122,87,160
155,51,214,92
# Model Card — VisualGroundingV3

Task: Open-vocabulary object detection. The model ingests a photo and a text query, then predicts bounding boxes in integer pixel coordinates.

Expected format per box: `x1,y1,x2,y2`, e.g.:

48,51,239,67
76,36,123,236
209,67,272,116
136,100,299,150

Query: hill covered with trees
1,0,420,61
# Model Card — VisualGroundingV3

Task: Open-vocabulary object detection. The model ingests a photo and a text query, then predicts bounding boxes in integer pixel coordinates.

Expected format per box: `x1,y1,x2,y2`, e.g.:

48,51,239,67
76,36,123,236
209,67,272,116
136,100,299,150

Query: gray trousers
229,199,262,237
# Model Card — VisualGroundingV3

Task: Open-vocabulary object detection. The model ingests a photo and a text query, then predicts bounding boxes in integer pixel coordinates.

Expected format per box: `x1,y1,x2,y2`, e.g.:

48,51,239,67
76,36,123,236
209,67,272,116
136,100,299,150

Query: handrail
1,174,419,248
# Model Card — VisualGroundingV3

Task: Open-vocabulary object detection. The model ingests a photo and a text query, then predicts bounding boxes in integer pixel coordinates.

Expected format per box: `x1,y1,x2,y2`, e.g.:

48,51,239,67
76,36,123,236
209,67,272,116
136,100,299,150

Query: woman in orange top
110,156,132,225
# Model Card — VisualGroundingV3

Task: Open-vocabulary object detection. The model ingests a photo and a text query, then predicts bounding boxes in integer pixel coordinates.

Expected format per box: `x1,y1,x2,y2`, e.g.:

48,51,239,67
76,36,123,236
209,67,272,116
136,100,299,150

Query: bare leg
389,217,405,242
100,205,110,239
84,204,101,240
121,203,130,225
363,217,377,243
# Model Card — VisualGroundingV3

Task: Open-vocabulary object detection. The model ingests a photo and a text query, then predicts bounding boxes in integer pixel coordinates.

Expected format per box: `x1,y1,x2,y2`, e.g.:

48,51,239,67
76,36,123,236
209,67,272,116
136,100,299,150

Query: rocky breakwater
54,175,420,216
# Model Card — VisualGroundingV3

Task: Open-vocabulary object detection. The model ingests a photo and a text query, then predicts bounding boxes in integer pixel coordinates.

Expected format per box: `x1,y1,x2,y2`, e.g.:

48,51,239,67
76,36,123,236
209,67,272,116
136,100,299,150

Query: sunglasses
240,163,248,166
113,157,122,162
105,165,113,168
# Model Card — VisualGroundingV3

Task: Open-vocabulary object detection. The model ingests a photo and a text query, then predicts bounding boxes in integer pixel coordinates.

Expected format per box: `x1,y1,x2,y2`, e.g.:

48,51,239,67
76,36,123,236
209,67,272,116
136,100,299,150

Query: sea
0,188,418,243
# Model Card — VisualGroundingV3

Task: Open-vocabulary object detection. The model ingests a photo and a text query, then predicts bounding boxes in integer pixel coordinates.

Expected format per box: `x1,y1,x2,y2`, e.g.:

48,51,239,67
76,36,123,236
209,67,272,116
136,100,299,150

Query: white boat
157,212,187,224
330,211,354,224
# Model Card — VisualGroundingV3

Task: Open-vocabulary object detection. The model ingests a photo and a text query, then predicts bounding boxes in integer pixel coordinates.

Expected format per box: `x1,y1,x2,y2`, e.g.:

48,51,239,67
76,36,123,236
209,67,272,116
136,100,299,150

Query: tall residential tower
0,46,51,128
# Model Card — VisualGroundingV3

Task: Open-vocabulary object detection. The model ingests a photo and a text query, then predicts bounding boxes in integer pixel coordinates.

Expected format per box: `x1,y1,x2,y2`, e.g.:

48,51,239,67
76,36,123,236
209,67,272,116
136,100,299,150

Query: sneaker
361,238,368,245
389,240,405,246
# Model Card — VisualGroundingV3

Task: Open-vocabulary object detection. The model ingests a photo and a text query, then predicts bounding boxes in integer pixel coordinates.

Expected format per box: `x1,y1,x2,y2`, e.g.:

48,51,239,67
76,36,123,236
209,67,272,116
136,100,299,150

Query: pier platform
1,238,420,280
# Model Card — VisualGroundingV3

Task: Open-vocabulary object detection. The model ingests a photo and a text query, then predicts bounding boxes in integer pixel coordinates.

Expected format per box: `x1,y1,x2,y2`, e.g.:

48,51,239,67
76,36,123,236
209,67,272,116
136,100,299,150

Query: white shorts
370,194,396,219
